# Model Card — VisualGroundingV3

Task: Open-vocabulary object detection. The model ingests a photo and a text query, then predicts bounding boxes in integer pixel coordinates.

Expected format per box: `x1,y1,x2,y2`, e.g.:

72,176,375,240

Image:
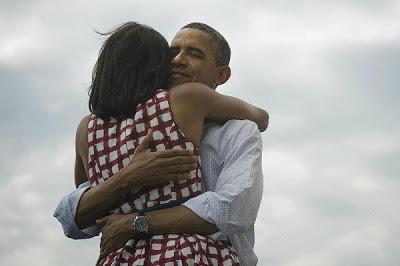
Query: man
54,22,266,265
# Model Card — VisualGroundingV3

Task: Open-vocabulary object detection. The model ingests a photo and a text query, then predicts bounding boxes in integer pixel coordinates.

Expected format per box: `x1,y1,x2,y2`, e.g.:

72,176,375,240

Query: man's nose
171,51,187,66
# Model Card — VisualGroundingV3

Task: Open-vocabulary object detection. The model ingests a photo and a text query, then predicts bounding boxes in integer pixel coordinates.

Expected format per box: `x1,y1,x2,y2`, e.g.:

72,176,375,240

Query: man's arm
54,181,100,239
96,204,218,262
183,121,263,237
98,120,263,253
148,121,263,236
54,130,199,238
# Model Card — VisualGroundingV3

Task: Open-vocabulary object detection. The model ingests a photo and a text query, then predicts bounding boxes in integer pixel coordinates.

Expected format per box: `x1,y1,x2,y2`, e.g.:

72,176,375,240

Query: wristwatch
132,213,150,234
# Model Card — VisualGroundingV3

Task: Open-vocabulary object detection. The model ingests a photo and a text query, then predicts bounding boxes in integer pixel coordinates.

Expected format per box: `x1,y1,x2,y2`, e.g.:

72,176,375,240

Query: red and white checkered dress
88,89,239,265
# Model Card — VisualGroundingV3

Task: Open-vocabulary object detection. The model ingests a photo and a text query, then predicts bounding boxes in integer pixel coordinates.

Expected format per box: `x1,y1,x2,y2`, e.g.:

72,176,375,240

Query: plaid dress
88,89,239,265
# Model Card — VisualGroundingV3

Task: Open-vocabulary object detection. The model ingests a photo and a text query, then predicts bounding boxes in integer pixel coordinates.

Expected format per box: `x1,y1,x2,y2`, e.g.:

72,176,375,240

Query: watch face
134,216,149,233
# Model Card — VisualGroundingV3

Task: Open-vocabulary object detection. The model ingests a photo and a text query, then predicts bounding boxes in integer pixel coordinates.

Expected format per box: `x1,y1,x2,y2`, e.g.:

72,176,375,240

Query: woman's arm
74,115,113,228
74,115,90,187
74,115,133,228
171,82,269,132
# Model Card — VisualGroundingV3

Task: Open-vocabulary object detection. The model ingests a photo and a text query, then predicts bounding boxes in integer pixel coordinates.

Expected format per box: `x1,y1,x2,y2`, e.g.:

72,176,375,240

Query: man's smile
170,70,190,78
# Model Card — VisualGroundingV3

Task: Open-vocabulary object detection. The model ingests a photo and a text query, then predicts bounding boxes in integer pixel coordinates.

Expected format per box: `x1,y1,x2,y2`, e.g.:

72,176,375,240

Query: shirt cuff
183,191,228,241
53,183,100,239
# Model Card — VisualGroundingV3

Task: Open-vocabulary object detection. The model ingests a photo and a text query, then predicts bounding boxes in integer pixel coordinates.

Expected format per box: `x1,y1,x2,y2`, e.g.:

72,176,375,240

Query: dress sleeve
53,181,101,239
183,121,264,238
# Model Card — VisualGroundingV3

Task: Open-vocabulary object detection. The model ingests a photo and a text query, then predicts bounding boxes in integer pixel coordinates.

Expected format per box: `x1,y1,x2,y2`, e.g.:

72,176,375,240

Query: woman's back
88,89,239,265
88,89,202,213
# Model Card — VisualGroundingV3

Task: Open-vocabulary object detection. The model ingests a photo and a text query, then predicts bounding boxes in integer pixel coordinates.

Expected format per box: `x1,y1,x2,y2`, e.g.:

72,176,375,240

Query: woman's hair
88,22,170,121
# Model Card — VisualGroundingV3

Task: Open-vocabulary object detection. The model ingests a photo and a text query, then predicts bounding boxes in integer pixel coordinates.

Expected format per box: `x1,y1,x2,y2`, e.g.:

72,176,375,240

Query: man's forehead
170,28,211,48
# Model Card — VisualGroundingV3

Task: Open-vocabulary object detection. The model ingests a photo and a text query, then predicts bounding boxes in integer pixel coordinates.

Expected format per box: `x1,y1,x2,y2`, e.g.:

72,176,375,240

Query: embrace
54,21,268,266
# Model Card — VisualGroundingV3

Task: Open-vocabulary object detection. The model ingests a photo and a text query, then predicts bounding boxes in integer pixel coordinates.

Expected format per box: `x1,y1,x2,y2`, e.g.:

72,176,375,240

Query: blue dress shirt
54,120,264,265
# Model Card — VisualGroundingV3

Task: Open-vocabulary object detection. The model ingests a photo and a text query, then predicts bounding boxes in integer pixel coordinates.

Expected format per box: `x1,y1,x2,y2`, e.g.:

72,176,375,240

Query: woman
74,22,267,265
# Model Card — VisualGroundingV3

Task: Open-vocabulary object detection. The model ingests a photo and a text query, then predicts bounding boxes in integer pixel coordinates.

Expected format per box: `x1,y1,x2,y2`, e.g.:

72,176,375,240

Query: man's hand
118,129,199,188
96,213,136,263
96,207,218,264
75,129,198,229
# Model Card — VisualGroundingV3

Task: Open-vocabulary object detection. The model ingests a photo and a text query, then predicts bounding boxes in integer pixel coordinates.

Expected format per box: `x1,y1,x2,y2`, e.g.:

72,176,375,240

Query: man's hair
88,22,170,121
181,22,231,66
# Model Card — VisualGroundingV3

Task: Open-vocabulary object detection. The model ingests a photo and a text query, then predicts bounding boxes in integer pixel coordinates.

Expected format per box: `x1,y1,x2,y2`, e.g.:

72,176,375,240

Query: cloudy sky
1,0,399,265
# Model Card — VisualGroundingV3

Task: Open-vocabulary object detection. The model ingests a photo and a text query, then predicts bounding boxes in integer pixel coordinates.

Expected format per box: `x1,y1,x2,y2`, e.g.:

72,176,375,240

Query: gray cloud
1,0,399,265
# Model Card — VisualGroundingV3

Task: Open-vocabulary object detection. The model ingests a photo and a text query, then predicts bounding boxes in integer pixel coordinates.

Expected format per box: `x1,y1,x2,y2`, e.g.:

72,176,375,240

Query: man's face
169,28,220,89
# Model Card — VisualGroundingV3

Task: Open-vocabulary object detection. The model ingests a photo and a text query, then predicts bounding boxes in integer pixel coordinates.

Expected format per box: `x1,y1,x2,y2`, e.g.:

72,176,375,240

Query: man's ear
215,66,231,86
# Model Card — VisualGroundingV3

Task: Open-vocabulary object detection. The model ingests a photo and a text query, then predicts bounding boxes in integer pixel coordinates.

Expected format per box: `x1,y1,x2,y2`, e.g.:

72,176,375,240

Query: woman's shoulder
76,115,91,141
74,115,91,159
169,82,213,101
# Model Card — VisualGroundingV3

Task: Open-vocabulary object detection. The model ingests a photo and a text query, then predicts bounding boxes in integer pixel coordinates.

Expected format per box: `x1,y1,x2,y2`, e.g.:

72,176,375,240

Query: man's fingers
100,247,109,258
156,149,194,158
98,248,109,265
158,163,197,175
99,238,113,262
96,216,109,225
147,163,197,176
135,129,153,154
142,171,192,187
157,155,198,166
152,172,191,182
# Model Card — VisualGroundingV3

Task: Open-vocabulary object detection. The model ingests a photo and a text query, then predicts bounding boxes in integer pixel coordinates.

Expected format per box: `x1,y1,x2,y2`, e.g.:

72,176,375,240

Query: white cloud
1,0,399,265
286,224,391,266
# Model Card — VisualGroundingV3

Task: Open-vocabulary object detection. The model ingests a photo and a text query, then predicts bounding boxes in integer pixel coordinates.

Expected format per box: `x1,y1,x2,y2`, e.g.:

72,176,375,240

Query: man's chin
168,77,189,87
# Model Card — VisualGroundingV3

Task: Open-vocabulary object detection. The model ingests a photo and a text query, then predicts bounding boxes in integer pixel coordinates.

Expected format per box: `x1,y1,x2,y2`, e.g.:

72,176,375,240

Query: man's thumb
135,129,153,154
96,216,109,225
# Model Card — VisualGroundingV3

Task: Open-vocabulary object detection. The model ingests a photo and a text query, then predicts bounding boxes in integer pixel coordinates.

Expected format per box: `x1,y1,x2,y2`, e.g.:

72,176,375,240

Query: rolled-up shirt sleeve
53,182,101,239
183,121,263,239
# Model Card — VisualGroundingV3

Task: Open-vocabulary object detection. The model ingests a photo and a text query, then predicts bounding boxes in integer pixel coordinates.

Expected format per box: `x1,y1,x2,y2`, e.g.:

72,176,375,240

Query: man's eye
190,51,203,58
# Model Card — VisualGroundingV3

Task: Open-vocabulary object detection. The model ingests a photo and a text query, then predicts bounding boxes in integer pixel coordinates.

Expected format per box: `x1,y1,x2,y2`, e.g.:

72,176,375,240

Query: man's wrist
113,168,140,195
124,213,139,238
144,206,217,235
